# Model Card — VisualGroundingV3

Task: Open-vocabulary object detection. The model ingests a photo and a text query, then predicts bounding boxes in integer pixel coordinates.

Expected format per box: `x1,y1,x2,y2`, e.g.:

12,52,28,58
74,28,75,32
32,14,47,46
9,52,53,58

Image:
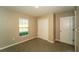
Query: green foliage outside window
19,31,28,36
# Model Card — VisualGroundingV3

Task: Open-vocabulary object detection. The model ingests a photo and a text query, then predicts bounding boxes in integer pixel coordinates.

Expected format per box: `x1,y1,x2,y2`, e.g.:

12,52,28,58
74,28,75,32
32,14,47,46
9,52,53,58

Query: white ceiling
5,6,75,17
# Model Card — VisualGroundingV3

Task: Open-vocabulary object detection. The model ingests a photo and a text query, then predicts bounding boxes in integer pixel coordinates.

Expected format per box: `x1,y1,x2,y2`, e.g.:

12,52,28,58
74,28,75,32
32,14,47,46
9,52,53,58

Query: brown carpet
0,38,75,52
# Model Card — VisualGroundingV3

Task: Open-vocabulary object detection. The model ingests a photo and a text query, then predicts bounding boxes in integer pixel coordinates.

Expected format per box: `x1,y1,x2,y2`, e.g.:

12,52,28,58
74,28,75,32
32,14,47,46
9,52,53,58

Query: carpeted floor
0,38,75,52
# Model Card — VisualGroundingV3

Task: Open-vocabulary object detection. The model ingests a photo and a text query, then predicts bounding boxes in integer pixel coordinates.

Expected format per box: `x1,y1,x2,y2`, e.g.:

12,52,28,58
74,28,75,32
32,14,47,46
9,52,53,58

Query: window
19,18,29,36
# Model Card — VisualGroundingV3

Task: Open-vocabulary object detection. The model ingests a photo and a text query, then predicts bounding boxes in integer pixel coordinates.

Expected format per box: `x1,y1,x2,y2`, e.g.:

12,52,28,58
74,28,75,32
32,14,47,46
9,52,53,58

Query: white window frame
19,18,29,36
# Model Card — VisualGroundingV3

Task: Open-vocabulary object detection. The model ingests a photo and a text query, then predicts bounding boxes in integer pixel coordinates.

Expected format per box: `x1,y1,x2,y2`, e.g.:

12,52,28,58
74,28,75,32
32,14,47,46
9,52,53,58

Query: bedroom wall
0,7,37,49
37,15,49,40
37,14,54,43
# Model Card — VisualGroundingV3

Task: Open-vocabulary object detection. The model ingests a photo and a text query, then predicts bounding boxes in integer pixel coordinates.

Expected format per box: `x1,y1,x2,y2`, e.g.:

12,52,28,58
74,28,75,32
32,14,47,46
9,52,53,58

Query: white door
60,16,74,45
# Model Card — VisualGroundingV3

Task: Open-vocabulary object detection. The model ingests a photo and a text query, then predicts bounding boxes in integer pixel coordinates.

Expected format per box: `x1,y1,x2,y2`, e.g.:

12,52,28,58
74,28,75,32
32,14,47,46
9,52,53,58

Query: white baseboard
45,39,54,43
0,37,36,50
38,37,54,43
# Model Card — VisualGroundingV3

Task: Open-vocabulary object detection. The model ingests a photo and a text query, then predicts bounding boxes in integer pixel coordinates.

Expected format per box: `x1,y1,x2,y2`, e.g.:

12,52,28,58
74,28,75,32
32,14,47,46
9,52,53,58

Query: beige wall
37,16,49,40
48,14,54,42
37,14,54,42
76,7,79,51
55,11,74,41
0,7,37,49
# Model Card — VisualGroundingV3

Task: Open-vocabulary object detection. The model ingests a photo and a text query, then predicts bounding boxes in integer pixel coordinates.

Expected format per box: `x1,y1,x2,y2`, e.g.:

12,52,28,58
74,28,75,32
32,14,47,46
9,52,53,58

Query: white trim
0,37,36,50
45,39,54,43
38,37,54,43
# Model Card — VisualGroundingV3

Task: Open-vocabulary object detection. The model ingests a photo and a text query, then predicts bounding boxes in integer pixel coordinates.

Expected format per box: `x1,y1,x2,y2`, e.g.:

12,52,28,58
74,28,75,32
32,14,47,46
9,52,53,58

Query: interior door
60,16,74,45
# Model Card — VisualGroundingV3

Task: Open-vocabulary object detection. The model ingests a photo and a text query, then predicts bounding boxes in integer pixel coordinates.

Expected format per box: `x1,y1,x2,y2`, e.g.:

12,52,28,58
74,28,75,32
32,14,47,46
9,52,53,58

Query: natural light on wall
19,18,29,36
35,6,39,8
